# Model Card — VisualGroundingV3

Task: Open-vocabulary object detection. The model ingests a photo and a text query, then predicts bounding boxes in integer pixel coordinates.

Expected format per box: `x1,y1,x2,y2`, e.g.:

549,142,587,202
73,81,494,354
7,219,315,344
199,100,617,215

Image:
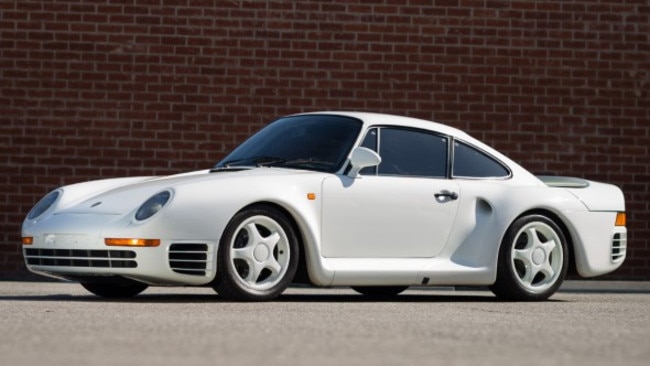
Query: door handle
434,191,458,200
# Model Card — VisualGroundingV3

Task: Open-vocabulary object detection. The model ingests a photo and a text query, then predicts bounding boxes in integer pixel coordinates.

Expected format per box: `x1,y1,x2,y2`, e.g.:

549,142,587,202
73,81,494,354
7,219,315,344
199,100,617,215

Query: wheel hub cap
532,247,546,265
253,244,270,262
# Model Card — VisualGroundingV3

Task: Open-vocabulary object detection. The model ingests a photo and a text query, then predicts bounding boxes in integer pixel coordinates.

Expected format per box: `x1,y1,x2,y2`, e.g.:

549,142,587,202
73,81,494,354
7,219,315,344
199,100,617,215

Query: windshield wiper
271,158,335,168
216,157,335,171
218,156,287,168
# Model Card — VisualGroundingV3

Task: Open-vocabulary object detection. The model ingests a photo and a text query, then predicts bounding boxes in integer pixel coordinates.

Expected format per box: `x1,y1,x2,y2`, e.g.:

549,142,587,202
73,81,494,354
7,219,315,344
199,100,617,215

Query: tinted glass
452,141,510,178
215,115,362,173
377,128,448,177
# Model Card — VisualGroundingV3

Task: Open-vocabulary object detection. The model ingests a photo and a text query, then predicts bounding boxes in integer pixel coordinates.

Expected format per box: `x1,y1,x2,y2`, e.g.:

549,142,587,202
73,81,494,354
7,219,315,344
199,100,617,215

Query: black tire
212,205,299,301
81,281,148,298
352,286,408,297
490,214,568,301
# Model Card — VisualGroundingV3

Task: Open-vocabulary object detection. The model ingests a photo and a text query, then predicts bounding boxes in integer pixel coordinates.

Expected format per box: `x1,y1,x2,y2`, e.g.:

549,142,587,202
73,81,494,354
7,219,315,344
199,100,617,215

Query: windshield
215,114,363,173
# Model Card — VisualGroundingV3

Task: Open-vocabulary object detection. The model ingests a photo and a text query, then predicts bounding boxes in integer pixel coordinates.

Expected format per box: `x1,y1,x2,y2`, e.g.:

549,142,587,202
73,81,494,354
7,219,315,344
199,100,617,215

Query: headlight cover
135,191,172,221
27,190,61,220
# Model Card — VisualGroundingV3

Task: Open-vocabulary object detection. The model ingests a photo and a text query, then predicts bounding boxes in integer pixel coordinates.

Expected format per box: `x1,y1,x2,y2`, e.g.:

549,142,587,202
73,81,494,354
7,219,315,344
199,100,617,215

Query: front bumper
23,234,218,286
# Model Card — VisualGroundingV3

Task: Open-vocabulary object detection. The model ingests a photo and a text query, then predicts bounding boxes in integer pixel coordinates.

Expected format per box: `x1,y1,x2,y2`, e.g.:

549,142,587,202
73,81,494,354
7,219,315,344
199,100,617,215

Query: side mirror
347,147,381,178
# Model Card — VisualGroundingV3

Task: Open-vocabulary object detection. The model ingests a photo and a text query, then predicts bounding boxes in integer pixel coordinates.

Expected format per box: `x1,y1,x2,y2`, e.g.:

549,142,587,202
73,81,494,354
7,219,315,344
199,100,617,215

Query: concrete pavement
559,280,650,293
0,280,648,366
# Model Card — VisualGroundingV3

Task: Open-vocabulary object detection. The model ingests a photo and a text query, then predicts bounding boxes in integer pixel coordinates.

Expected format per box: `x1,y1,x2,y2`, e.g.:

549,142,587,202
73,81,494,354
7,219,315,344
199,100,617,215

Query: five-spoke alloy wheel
490,214,568,301
213,205,299,301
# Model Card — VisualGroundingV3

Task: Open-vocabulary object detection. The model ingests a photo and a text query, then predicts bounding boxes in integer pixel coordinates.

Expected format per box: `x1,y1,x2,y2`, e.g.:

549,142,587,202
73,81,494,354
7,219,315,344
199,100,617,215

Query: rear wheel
352,286,408,298
213,205,299,301
490,214,568,301
81,281,148,298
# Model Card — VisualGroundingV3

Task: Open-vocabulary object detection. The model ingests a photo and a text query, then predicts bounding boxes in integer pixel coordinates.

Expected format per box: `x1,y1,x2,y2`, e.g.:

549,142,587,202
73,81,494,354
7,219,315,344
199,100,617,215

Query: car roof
292,111,538,184
294,111,475,144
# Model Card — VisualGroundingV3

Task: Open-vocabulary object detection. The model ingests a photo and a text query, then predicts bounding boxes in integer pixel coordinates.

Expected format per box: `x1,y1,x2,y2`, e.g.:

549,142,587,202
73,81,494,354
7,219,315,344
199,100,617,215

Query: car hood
56,168,322,215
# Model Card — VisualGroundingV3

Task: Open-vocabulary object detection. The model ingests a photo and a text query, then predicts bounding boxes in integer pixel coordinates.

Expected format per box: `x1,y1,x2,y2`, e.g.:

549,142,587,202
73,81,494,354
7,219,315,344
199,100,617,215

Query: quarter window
452,141,509,178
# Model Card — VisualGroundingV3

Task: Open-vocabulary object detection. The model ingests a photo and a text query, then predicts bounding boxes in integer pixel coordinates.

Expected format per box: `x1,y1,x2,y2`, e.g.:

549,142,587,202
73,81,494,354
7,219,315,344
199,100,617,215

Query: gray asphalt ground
1,281,648,366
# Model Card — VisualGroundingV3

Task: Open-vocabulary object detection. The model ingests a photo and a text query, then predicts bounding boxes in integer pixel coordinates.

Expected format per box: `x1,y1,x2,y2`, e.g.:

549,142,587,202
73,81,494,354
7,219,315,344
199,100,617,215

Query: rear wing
537,175,590,188
538,175,624,211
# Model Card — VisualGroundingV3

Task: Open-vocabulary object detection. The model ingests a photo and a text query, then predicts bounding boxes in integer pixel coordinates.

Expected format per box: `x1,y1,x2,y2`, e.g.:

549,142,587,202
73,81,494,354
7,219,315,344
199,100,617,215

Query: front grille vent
611,233,626,262
24,248,137,268
169,243,209,276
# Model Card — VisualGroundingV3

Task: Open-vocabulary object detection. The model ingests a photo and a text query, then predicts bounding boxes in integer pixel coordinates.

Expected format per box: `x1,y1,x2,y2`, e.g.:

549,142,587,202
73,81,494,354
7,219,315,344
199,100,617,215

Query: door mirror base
347,147,381,178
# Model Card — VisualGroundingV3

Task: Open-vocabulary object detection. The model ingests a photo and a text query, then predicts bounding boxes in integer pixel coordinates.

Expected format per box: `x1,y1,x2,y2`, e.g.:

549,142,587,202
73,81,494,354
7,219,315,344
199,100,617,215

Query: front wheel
212,205,299,301
490,215,568,301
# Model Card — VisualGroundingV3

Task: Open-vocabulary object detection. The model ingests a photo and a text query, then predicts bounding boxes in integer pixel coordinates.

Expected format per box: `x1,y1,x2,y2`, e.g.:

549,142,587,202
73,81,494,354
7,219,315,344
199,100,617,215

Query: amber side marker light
22,237,34,245
615,212,626,227
105,238,161,247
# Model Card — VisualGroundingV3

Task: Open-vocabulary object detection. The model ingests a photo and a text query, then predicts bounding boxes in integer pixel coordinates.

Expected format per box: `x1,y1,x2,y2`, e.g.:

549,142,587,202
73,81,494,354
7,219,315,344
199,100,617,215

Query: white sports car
22,112,627,301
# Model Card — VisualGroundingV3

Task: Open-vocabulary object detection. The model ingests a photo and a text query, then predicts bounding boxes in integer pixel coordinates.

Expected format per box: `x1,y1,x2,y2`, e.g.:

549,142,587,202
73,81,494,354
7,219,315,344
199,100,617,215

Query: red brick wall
1,0,648,279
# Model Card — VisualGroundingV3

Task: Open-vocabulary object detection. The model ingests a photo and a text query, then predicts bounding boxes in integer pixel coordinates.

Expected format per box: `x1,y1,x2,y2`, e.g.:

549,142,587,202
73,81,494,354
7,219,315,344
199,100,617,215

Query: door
321,127,460,258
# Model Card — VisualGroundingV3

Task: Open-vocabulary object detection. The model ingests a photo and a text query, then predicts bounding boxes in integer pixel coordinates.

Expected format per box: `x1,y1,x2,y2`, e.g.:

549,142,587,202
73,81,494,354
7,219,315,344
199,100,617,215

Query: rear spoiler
537,176,590,188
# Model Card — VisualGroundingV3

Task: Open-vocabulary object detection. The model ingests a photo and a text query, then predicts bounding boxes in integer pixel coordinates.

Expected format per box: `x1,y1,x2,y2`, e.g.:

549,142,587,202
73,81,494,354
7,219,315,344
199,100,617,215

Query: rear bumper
564,210,626,277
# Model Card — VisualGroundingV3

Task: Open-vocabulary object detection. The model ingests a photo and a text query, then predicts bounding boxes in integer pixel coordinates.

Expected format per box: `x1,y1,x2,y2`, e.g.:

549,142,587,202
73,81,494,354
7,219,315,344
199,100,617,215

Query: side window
452,141,510,178
376,128,448,178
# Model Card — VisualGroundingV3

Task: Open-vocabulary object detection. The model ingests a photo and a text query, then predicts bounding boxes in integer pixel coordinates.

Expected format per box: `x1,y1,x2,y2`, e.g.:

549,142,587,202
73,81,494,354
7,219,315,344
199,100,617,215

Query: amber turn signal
615,212,626,227
104,238,161,247
22,237,34,245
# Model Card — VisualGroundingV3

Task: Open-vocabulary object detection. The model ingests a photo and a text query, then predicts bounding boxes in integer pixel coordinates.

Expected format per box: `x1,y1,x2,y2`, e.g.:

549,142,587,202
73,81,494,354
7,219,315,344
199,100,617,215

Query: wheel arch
510,208,577,276
234,201,312,285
